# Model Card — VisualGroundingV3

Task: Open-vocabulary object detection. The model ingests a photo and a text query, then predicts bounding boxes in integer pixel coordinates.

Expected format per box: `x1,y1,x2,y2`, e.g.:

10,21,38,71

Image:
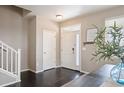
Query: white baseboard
28,69,36,73
21,69,30,72
21,68,44,73
28,69,44,73
21,69,43,73
80,70,89,74
21,66,62,73
55,65,62,68
21,66,78,73
61,66,81,72
35,70,44,73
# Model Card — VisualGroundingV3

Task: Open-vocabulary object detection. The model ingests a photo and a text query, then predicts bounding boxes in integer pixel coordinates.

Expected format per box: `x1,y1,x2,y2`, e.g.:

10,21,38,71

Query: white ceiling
18,5,118,22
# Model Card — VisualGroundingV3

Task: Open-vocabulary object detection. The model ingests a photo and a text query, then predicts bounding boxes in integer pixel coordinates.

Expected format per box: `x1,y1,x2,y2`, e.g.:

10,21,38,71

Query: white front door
43,30,56,70
61,31,80,71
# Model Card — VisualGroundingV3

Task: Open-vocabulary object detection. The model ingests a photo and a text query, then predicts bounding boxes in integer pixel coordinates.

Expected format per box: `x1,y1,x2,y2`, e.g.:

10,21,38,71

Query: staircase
0,40,21,86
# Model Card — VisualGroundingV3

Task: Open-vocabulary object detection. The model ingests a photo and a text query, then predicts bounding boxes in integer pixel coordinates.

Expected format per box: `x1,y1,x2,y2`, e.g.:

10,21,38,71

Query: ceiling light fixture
56,15,63,20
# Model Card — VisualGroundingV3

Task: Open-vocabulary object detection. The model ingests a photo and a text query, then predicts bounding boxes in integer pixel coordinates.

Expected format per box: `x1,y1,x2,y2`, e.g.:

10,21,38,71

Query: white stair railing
0,41,21,81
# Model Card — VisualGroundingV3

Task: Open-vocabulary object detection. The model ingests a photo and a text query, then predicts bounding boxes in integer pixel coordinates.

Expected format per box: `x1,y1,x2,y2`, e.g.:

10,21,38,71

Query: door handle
72,48,74,54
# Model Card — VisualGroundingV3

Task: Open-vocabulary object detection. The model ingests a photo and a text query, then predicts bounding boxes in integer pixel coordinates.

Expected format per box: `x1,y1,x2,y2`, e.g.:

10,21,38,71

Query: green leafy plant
93,22,124,62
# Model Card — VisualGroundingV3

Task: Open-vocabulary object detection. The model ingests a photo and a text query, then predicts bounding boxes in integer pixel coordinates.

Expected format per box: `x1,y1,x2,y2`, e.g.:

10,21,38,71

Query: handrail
0,41,17,52
0,47,7,52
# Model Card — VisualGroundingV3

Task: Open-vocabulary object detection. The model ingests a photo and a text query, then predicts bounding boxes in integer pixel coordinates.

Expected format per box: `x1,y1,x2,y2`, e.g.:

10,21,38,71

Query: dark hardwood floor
7,67,83,87
62,64,115,87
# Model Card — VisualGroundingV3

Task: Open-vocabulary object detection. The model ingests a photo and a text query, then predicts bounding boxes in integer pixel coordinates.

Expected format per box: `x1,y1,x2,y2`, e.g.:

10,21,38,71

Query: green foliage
93,22,124,62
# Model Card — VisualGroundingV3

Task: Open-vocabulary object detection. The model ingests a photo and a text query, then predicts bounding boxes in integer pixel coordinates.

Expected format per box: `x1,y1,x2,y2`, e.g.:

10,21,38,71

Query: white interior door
61,31,80,71
43,30,56,70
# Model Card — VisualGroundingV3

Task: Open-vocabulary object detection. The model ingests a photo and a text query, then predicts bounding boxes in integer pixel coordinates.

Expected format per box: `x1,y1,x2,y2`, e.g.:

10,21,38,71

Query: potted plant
93,22,124,85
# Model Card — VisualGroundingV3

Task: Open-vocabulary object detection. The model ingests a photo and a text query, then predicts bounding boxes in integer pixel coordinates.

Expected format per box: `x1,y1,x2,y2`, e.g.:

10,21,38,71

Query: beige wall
0,6,28,71
22,16,29,70
61,6,124,72
28,16,36,71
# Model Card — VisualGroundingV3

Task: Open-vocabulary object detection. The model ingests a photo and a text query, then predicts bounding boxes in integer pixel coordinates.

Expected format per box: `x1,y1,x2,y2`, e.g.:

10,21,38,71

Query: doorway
61,24,81,71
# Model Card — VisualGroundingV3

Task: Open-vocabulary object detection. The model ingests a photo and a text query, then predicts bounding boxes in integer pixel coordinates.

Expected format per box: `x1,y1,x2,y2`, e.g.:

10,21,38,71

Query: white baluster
0,41,21,81
15,52,17,75
1,43,3,69
6,47,9,71
11,50,13,73
17,49,21,81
